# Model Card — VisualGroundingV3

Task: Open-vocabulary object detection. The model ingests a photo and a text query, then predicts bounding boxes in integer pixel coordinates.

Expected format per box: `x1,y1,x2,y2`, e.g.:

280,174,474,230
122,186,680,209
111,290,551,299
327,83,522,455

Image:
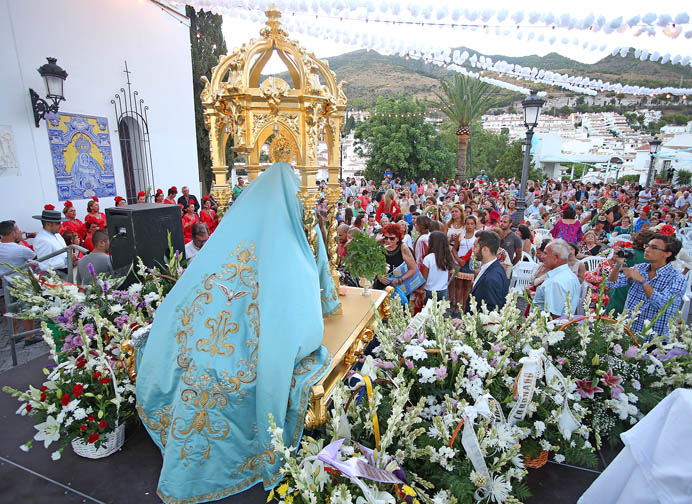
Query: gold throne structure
199,5,392,428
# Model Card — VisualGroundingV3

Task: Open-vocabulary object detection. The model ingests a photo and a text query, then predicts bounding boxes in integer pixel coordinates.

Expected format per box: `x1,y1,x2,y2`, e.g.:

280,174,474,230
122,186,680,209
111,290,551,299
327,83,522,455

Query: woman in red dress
83,218,100,252
154,189,164,203
114,196,127,207
182,201,199,244
85,197,106,229
164,186,178,205
199,196,218,233
375,189,401,223
59,200,86,242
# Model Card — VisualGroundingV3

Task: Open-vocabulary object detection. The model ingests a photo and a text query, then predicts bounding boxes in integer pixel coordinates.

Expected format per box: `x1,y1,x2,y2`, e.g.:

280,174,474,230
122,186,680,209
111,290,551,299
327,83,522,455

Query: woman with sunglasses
373,223,417,292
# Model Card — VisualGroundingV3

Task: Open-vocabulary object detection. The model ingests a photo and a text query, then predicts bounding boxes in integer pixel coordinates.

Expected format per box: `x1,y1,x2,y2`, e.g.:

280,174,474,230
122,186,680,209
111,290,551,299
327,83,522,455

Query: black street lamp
645,137,662,189
515,90,545,225
29,57,68,127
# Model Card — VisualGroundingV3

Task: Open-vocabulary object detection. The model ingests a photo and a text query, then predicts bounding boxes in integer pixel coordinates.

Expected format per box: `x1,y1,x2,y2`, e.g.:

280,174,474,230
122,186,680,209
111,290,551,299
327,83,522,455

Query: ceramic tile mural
46,112,116,200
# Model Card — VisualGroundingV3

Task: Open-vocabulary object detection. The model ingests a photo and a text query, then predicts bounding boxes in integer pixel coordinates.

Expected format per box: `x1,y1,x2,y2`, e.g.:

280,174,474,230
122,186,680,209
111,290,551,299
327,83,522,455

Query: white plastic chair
521,250,536,263
580,256,607,272
612,233,632,243
677,228,692,242
509,261,538,294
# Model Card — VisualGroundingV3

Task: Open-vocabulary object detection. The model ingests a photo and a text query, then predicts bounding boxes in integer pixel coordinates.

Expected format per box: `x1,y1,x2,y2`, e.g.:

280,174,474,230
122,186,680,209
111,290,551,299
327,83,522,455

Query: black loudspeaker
105,203,184,273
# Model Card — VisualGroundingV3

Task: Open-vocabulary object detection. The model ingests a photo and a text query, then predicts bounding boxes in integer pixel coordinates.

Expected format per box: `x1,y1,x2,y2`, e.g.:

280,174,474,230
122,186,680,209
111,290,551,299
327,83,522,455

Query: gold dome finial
262,4,286,40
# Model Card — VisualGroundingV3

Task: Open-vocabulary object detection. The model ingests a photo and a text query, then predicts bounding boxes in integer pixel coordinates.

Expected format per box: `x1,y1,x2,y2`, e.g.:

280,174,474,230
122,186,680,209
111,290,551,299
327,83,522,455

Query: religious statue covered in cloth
135,162,337,503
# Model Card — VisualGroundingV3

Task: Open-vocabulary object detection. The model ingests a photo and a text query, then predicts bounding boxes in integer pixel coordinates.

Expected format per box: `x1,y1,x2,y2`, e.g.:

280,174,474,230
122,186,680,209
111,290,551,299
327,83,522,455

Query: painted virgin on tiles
46,113,116,200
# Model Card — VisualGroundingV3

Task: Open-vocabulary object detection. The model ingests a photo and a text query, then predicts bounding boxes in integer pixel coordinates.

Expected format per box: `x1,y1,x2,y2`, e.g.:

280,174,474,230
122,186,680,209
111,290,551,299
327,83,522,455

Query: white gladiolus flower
554,454,566,463
51,450,61,461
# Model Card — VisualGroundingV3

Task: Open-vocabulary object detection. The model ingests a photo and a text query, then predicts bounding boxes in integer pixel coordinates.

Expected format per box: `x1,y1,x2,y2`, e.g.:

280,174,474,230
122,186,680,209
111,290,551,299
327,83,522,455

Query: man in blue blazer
466,230,509,313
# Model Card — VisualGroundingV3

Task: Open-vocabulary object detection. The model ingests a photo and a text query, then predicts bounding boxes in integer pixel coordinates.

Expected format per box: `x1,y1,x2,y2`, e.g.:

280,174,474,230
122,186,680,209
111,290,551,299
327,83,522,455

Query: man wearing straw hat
33,204,68,279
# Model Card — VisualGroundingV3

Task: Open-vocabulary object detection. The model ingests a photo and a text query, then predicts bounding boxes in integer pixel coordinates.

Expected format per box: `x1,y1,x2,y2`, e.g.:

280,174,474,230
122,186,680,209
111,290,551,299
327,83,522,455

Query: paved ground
0,305,50,372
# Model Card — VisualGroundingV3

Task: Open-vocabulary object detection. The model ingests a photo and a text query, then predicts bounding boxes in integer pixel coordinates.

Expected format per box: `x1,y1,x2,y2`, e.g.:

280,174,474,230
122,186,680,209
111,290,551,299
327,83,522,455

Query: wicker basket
71,423,125,459
524,450,549,469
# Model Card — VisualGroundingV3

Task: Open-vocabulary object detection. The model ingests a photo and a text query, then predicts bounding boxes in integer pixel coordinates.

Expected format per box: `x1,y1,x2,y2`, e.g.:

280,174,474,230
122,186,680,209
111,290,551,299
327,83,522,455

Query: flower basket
71,423,125,459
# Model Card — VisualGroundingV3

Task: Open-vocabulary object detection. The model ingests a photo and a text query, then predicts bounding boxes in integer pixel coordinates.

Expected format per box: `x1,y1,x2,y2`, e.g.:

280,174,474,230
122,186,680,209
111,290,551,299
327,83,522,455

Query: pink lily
576,379,604,399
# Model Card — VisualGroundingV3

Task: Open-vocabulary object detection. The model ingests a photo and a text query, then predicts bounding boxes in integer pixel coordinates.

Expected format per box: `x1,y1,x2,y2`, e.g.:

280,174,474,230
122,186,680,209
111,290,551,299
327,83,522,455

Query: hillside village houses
481,111,692,184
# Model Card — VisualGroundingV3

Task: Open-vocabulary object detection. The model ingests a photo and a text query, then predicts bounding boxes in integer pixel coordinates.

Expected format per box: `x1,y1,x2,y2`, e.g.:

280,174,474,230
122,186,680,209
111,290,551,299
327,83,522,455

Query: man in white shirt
184,222,210,261
533,239,581,318
32,205,68,277
526,199,541,218
675,191,692,210
639,188,652,204
0,220,40,345
0,220,36,279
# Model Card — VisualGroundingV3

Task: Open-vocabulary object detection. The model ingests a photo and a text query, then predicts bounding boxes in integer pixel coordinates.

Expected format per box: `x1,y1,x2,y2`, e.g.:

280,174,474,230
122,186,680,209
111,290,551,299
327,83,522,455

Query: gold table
305,286,393,428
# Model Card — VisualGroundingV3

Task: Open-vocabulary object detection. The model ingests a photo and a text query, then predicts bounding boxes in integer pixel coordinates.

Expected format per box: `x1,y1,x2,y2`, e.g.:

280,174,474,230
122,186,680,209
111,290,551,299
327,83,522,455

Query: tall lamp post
645,137,662,189
515,90,545,225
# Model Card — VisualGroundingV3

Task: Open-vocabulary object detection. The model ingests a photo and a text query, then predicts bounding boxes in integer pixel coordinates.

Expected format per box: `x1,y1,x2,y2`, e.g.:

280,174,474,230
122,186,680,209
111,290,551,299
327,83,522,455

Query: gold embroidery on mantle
157,241,261,467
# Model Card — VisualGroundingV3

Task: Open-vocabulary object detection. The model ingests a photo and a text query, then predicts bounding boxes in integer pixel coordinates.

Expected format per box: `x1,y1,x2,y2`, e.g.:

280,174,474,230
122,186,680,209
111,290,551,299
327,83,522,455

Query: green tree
187,6,230,192
354,97,455,181
434,74,495,181
343,114,357,135
440,121,511,179
493,140,543,181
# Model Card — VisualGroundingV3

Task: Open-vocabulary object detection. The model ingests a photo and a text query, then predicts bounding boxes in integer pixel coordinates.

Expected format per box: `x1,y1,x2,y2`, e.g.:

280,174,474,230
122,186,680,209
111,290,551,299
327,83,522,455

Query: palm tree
435,74,495,180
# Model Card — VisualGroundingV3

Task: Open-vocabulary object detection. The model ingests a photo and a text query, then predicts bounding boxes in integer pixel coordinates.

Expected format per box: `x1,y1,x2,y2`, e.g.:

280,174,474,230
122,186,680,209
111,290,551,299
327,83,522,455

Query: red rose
72,384,84,398
61,393,71,406
92,371,101,379
88,433,99,444
99,378,110,384
87,414,95,422
25,404,32,412
80,424,87,432
98,420,107,429
40,393,47,402
40,386,47,392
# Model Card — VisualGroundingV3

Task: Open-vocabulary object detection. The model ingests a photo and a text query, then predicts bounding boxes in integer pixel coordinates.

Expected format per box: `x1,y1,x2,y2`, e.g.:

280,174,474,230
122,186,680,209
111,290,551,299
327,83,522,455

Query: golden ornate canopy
201,4,346,208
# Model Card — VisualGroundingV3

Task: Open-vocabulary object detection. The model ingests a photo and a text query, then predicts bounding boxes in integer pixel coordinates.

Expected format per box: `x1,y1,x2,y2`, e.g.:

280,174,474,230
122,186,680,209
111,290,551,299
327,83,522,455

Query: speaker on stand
105,203,184,286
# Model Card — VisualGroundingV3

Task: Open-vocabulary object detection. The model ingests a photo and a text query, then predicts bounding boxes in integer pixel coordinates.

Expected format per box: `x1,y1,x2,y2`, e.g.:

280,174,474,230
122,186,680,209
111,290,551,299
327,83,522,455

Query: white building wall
1,0,198,233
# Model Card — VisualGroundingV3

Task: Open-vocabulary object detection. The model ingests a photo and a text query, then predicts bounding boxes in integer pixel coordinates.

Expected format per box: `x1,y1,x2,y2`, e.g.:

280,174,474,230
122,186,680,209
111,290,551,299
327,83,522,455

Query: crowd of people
2,172,691,345
330,175,691,336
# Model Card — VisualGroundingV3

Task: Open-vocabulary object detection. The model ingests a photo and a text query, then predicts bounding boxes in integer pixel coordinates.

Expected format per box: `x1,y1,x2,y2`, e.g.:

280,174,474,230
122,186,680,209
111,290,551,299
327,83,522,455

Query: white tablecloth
579,388,692,504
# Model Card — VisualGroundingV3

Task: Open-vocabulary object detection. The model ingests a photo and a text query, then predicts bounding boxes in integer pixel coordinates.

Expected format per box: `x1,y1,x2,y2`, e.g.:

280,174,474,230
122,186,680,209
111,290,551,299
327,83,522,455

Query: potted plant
343,231,386,295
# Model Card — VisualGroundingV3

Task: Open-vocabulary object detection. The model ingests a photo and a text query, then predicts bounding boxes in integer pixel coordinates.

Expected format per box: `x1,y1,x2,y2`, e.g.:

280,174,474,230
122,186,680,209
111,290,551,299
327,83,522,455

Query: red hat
137,191,145,197
114,196,124,203
488,210,500,221
64,200,73,208
642,205,651,213
156,188,163,195
92,196,99,202
660,224,675,236
44,204,55,211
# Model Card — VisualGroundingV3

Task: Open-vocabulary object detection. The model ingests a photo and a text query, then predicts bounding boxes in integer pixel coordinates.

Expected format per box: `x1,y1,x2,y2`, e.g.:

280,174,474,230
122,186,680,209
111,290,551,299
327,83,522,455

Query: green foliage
354,96,455,181
342,114,357,135
676,169,692,185
439,121,513,179
434,74,496,128
617,174,640,184
493,140,543,181
187,7,232,192
343,231,387,281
